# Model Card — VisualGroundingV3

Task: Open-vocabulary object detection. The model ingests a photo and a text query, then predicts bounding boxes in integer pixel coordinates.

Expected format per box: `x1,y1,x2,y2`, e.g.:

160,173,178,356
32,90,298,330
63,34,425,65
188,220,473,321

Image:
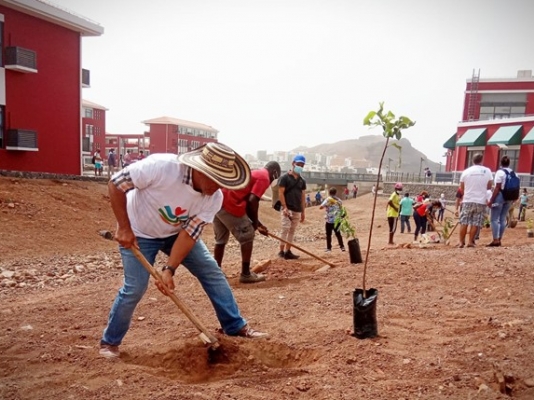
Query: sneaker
277,250,285,258
325,249,331,253
239,272,266,283
340,247,346,252
99,344,120,358
236,325,269,339
284,250,300,260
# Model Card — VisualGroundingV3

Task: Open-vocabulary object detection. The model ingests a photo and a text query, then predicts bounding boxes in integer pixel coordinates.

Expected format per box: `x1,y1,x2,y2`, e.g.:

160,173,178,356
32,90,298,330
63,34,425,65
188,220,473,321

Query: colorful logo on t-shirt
158,206,188,226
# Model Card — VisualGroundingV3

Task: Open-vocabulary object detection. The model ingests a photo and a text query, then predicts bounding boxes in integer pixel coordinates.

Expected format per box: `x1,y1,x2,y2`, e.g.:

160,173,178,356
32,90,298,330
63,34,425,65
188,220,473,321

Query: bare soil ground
1,176,534,400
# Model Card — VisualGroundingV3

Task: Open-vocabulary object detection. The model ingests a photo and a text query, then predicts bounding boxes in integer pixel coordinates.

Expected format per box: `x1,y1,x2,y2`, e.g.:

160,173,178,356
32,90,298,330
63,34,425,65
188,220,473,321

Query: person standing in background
94,149,103,177
437,193,446,222
399,192,414,234
519,188,528,220
386,182,403,245
123,150,132,167
319,187,345,253
277,155,307,260
457,153,493,248
107,149,117,178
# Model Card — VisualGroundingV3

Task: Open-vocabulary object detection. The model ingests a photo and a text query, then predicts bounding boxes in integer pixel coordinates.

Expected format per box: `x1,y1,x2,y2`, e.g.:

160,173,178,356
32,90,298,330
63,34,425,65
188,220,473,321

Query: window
84,108,93,118
0,105,4,148
178,138,188,154
498,149,519,171
478,104,526,120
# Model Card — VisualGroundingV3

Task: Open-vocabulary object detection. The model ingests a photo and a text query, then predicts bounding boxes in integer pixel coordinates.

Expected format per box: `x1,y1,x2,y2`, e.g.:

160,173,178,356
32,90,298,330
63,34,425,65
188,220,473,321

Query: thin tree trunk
362,136,390,296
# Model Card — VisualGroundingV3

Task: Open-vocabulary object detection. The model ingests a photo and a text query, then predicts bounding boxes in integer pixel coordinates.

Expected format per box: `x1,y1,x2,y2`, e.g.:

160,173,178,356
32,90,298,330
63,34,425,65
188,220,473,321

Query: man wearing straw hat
99,142,269,359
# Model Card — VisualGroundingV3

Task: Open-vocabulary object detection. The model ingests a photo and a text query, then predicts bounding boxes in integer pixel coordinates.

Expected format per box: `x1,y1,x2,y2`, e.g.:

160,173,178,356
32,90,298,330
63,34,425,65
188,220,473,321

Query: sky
51,0,534,163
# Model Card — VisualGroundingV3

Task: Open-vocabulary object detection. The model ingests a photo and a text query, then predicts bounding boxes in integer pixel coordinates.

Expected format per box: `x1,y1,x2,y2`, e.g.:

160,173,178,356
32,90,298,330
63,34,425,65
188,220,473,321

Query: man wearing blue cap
277,154,307,259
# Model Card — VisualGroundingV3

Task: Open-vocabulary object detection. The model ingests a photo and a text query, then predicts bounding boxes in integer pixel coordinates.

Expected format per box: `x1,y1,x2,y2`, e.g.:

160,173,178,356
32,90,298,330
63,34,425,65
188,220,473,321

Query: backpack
91,155,96,164
500,169,520,201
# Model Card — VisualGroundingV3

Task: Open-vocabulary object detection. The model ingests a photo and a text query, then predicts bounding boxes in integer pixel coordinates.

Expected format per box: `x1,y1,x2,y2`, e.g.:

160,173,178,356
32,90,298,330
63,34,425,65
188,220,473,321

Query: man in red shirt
213,161,281,283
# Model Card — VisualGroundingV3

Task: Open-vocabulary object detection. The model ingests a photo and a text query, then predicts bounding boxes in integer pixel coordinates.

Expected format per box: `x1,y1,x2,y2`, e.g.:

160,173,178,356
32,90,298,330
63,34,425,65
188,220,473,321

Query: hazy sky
52,0,534,163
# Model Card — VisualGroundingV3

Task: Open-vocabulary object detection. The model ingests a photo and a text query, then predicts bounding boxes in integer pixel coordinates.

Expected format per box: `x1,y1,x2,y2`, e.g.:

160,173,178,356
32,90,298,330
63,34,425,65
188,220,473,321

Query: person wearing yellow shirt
387,182,403,245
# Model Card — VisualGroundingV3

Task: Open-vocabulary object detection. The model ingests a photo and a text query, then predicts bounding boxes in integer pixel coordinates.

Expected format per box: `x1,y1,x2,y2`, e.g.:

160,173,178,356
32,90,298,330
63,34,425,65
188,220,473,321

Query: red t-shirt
221,168,270,217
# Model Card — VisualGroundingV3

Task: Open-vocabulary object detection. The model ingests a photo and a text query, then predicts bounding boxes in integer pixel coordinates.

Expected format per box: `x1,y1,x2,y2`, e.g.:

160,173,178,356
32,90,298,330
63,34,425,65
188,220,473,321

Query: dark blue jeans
400,215,411,233
413,212,427,238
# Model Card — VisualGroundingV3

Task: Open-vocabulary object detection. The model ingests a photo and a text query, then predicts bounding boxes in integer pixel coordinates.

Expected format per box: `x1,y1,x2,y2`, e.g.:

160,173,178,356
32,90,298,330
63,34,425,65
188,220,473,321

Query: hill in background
294,135,442,174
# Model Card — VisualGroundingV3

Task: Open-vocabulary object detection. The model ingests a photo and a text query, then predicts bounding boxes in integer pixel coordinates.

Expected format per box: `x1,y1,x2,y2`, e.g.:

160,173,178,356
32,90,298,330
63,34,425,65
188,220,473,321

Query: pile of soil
1,176,534,399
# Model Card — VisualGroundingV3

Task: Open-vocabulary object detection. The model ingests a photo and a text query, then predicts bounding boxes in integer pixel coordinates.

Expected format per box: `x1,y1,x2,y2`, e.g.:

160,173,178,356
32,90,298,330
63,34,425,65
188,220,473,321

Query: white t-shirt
126,154,223,239
494,167,512,190
460,164,493,204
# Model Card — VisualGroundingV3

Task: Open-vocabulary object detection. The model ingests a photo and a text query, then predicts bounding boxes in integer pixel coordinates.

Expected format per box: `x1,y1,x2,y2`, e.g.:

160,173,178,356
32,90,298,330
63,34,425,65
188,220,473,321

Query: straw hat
178,142,251,190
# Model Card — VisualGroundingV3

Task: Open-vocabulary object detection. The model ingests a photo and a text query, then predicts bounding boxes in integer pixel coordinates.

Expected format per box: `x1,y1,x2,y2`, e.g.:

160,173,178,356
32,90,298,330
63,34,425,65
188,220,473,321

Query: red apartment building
0,0,103,175
142,116,218,154
104,133,148,160
82,99,107,163
444,70,534,176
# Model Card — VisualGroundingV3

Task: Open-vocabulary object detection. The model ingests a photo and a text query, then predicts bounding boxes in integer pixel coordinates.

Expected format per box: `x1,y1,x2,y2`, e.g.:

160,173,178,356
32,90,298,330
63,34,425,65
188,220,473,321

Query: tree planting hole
123,337,320,383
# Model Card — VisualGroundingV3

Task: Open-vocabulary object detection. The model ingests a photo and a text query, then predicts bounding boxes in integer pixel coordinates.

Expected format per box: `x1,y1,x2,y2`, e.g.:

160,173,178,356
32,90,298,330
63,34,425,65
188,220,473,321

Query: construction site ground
1,176,533,399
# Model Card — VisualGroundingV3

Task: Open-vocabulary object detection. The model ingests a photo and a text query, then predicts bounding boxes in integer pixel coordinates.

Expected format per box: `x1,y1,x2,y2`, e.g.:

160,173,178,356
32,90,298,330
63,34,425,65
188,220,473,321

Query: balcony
82,68,90,88
6,129,38,151
5,47,37,73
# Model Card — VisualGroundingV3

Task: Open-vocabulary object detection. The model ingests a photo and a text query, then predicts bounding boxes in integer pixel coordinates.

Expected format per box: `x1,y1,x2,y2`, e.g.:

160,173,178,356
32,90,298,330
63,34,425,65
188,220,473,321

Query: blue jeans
413,212,427,238
101,235,246,346
400,215,411,233
490,193,513,240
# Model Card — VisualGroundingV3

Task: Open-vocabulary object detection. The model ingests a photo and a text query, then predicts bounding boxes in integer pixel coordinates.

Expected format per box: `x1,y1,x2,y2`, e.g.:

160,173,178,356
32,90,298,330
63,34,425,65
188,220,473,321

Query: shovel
101,230,219,350
128,246,219,349
445,221,460,245
265,231,336,268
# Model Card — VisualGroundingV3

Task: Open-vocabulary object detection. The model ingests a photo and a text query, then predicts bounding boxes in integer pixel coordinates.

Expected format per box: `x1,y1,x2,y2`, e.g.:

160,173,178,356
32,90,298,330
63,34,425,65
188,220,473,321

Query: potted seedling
334,206,362,264
527,218,534,238
350,102,414,339
441,217,454,240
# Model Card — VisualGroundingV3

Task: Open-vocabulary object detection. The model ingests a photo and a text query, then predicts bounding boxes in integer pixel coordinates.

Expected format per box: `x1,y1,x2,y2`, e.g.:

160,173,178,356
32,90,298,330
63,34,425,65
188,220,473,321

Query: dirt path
1,177,534,399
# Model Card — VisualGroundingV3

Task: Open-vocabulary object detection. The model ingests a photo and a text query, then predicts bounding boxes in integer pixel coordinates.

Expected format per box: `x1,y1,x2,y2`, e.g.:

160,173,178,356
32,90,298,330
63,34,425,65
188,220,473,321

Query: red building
444,70,534,176
104,133,148,161
0,0,103,175
82,99,107,164
142,116,218,155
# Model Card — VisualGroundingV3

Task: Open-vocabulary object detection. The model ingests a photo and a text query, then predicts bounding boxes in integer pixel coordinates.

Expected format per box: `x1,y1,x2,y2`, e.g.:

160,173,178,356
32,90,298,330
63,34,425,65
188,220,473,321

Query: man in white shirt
457,153,493,248
99,142,268,359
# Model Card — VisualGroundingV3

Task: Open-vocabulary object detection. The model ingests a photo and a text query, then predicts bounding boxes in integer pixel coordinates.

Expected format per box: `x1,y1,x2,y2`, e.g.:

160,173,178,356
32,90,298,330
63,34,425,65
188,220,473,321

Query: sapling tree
334,205,356,240
361,102,415,293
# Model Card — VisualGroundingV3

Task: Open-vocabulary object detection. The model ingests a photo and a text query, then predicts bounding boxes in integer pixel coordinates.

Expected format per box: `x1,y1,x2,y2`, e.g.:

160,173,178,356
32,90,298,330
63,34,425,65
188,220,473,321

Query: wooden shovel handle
130,246,219,346
445,221,460,245
266,231,336,267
